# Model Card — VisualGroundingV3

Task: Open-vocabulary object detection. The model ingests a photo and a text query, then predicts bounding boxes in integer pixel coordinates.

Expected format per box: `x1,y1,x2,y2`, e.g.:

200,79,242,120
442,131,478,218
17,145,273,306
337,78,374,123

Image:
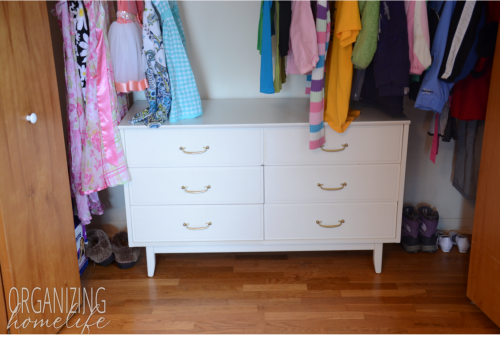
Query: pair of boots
86,230,140,269
401,206,439,253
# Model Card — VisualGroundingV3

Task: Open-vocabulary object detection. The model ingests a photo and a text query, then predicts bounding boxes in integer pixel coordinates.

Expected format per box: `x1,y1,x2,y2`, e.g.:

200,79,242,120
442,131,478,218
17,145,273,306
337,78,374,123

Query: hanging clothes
308,1,330,149
453,120,481,200
153,0,203,121
102,0,129,122
103,0,116,31
273,1,286,93
81,0,130,191
53,1,104,225
130,0,172,128
360,1,409,116
287,0,318,75
351,1,379,70
414,1,457,114
69,1,90,100
415,0,485,114
439,1,485,83
108,1,148,92
258,1,274,93
450,1,500,121
405,0,432,75
350,68,365,101
408,1,442,101
323,0,361,134
278,1,292,58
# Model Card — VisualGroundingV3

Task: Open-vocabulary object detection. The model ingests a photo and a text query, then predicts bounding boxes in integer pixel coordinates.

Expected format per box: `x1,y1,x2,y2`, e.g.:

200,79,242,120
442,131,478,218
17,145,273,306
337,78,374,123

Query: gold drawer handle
181,185,211,194
183,222,212,230
317,219,345,228
179,146,209,154
320,143,348,152
317,182,347,191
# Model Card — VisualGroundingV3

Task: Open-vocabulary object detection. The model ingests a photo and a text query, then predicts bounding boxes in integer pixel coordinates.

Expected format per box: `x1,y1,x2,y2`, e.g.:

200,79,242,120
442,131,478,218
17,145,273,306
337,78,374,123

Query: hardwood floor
60,243,500,334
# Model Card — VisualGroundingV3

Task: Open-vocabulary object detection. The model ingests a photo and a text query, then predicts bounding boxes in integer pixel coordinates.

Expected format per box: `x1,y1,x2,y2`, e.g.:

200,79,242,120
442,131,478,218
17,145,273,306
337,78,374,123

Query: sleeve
289,0,319,75
439,1,485,82
412,0,432,74
351,1,380,69
335,1,361,47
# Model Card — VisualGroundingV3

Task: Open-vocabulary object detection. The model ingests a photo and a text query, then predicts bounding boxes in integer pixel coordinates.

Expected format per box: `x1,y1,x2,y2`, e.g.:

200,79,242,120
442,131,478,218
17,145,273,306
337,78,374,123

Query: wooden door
467,24,500,328
0,2,81,334
0,263,7,334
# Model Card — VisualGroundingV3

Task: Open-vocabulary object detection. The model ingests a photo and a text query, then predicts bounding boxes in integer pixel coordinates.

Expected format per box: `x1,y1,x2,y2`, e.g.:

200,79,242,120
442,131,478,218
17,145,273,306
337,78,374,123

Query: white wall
92,1,478,233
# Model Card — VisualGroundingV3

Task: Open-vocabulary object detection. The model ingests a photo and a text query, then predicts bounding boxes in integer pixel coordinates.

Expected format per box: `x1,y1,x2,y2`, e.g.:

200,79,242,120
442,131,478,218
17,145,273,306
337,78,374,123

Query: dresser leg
373,243,383,273
146,247,156,277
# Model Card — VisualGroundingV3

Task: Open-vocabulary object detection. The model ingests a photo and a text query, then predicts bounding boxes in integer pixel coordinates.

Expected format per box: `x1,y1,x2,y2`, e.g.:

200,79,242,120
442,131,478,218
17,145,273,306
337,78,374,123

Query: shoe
111,231,140,269
86,229,114,266
436,231,453,253
401,206,421,253
448,231,470,253
418,206,439,253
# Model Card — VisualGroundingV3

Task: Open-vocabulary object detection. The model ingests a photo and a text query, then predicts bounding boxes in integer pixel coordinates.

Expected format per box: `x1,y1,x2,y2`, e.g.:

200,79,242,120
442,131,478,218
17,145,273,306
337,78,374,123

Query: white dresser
118,99,410,277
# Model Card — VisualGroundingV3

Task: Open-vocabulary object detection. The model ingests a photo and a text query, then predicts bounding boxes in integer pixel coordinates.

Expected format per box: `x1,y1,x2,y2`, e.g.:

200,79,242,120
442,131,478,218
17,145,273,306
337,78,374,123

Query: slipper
86,229,114,266
111,231,140,269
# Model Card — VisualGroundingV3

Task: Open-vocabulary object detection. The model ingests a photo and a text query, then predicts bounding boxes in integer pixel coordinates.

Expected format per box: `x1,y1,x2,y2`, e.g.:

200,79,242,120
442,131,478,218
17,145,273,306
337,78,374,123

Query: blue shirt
260,1,275,94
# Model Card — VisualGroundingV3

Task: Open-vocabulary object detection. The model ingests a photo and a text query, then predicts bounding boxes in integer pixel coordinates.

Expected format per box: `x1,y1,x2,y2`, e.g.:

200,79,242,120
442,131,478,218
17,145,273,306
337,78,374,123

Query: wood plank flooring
60,243,500,334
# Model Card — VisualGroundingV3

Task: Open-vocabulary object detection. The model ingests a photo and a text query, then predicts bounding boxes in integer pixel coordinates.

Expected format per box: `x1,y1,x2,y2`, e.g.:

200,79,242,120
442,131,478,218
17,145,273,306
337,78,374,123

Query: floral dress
69,1,89,100
130,0,172,128
53,1,103,225
82,0,130,193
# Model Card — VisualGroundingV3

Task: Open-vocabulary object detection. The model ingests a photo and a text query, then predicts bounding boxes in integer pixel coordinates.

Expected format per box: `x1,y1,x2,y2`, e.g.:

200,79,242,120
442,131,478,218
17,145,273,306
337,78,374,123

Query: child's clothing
130,0,172,128
108,0,148,92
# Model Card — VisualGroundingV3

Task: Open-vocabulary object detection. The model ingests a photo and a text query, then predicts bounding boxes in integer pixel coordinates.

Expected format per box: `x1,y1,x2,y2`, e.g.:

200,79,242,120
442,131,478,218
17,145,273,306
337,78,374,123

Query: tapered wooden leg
146,247,156,277
373,243,383,273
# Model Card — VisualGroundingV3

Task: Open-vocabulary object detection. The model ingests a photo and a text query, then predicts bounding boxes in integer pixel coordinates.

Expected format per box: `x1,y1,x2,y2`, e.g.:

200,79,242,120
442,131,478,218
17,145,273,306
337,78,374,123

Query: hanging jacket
415,1,457,114
373,1,410,96
451,2,500,121
415,0,485,114
439,1,486,83
405,1,432,75
360,1,409,116
351,1,380,69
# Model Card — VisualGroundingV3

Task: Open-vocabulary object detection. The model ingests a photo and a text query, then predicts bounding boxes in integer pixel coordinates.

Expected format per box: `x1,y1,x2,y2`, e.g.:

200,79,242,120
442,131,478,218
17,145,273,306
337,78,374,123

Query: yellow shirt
324,1,361,133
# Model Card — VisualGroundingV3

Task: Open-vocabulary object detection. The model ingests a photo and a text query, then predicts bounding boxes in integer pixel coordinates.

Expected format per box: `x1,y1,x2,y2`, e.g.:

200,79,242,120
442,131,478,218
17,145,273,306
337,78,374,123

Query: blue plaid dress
153,0,203,122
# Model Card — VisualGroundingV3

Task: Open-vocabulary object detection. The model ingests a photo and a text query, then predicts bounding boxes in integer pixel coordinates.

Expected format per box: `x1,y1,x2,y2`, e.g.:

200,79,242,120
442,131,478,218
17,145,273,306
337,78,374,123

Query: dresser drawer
124,128,262,167
265,203,397,240
264,125,403,165
265,164,400,203
129,167,263,205
131,205,263,243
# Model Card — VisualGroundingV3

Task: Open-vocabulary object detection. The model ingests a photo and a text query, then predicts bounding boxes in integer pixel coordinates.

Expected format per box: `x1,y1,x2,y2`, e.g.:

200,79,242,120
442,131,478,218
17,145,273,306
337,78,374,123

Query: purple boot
401,206,421,253
418,206,439,253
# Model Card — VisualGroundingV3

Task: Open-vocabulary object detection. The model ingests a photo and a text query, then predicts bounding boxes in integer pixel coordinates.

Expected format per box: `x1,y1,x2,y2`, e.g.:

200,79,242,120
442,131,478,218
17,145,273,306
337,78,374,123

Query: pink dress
108,1,148,92
53,1,103,225
82,0,131,193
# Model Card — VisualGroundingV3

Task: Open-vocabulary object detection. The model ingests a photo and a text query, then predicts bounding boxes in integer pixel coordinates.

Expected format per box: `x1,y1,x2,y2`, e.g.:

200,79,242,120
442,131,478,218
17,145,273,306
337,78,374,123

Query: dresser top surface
118,99,410,129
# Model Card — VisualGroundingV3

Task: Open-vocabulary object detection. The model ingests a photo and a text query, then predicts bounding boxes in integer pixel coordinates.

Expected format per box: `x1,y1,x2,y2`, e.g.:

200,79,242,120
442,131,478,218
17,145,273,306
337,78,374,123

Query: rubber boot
401,206,421,253
418,206,439,253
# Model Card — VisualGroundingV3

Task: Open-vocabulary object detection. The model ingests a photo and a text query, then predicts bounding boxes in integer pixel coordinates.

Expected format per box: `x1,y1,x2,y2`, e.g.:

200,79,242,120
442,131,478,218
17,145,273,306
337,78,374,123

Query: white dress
108,0,148,92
